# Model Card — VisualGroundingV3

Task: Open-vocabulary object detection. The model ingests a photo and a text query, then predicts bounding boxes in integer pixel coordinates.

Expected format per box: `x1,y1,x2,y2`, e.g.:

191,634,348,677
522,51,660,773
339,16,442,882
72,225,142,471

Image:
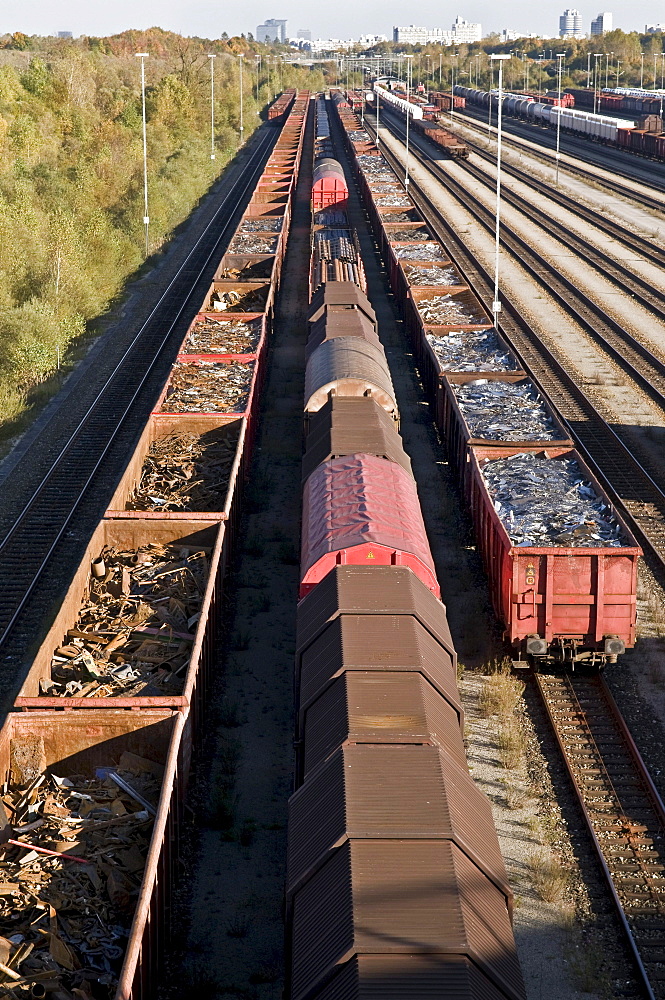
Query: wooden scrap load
0,754,159,997
183,318,262,355
161,362,253,413
127,431,238,512
41,543,209,698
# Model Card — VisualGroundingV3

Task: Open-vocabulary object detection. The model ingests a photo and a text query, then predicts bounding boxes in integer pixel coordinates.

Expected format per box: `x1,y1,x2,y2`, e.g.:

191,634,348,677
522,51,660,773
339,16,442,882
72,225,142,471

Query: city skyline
1,0,660,42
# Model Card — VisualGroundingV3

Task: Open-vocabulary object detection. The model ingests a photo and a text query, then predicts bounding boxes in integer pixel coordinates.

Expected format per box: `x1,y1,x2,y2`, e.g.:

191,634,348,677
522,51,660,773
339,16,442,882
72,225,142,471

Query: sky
0,0,659,43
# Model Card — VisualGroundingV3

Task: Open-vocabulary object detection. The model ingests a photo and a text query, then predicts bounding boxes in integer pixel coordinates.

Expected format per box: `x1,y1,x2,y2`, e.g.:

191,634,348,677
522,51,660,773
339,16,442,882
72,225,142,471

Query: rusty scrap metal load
40,542,209,698
0,758,158,997
161,361,253,413
239,217,283,232
0,91,313,995
182,318,262,355
394,243,447,262
127,430,238,512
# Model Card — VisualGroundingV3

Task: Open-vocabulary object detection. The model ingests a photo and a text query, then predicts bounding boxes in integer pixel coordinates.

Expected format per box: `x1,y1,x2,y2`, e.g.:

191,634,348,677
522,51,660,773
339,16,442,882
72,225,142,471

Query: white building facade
590,12,613,35
256,18,287,43
393,17,481,46
559,8,583,37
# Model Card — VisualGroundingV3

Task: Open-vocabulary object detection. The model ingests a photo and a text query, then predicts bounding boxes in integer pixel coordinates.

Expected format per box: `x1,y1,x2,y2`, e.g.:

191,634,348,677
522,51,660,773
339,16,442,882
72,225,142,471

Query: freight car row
285,93,525,1000
332,98,642,669
454,85,665,164
0,93,310,1000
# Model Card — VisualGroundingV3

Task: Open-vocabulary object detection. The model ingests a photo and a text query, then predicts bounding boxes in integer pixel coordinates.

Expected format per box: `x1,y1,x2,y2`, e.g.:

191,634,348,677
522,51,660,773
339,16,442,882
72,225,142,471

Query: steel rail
453,105,665,209
535,671,665,1000
376,113,665,413
460,132,665,272
0,127,277,651
362,113,665,573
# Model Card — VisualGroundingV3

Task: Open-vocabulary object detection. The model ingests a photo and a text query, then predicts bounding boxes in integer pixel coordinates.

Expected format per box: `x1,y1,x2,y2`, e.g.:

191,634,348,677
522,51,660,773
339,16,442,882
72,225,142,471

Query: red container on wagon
312,158,348,211
300,454,439,599
467,445,641,665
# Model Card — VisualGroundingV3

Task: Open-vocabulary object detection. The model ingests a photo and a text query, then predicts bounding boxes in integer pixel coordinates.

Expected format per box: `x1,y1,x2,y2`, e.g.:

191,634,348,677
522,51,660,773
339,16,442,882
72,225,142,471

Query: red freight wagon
312,158,348,211
300,454,440,599
467,446,641,667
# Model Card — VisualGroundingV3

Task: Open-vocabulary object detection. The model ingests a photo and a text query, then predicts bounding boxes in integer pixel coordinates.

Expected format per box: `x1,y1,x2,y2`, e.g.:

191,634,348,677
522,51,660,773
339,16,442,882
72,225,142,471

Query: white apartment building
646,23,665,32
559,8,583,37
393,17,481,46
590,12,613,35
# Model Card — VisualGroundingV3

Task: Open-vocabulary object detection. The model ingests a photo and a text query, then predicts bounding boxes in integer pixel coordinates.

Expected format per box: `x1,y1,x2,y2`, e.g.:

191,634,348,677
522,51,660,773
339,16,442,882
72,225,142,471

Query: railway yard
2,80,665,1000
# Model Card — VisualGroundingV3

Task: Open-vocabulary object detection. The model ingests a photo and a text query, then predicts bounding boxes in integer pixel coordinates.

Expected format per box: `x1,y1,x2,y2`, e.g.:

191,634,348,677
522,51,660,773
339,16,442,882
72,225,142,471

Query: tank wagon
332,92,641,669
286,92,527,1000
454,85,651,154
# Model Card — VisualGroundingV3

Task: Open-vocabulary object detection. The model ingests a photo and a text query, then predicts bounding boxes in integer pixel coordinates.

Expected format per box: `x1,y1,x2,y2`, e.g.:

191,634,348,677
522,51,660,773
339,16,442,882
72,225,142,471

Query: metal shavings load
378,211,419,223
405,264,461,286
454,380,559,441
162,362,252,413
239,217,283,232
347,130,370,142
369,182,402,192
228,235,278,254
41,542,210,698
183,318,262,355
482,452,627,547
375,194,412,206
427,330,519,371
128,430,238,512
417,295,481,324
357,155,393,178
395,244,446,262
387,228,433,242
0,760,160,997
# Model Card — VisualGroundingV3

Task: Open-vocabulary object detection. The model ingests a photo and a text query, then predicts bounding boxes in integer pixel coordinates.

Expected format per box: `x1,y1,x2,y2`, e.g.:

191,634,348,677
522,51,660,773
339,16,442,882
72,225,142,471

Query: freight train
372,83,470,158
454,85,637,145
452,85,665,159
331,93,641,669
285,93,526,1000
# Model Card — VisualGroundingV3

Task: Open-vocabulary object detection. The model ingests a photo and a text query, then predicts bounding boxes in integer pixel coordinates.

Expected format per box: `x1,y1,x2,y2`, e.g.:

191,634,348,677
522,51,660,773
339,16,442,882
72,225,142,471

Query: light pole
376,83,380,150
655,53,659,89
587,53,591,88
208,54,216,160
490,53,510,322
661,52,665,90
450,53,458,125
538,53,544,98
439,50,442,89
404,54,413,191
641,51,644,89
606,52,612,89
255,54,261,113
135,53,149,259
616,59,620,88
555,52,565,186
238,53,244,144
593,53,602,113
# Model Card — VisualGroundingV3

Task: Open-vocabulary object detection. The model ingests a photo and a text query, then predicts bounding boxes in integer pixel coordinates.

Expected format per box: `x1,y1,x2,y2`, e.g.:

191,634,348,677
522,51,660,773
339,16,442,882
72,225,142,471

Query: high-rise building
559,8,583,37
297,28,311,41
256,18,287,43
590,12,612,35
57,31,73,38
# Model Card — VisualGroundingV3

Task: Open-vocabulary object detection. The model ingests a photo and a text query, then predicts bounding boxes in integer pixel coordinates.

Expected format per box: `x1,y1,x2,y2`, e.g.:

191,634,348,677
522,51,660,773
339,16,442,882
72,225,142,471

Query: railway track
453,105,665,209
378,112,665,412
363,113,665,576
535,671,665,999
0,126,277,671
